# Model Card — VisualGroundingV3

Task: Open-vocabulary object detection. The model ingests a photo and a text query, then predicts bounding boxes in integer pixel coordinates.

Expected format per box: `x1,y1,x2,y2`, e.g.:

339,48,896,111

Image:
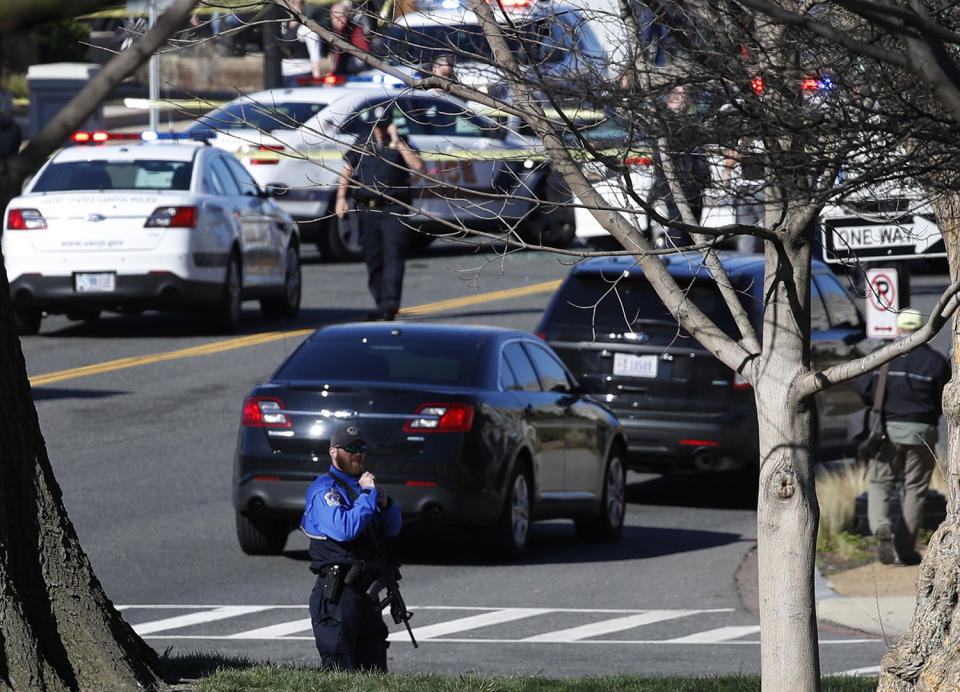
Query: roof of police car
49,139,207,163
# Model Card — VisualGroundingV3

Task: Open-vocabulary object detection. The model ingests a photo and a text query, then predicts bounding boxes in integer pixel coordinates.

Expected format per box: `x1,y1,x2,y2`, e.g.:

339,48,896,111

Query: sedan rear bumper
10,273,223,313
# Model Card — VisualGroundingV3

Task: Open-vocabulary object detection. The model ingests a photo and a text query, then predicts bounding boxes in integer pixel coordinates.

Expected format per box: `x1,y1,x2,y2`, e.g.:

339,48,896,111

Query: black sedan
233,322,628,558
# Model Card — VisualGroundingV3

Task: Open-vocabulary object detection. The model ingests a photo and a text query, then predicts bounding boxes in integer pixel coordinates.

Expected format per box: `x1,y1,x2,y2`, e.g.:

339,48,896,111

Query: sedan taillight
403,403,475,433
7,208,47,230
242,397,291,428
145,206,198,228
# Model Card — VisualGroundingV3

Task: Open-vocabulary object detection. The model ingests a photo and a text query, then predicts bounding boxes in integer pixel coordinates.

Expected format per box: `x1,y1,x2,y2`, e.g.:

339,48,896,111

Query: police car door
402,95,506,226
222,154,286,285
208,154,270,285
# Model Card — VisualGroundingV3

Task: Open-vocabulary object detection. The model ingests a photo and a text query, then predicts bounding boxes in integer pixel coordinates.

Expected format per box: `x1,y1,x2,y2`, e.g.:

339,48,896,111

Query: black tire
495,462,532,559
12,306,42,335
520,176,576,249
319,213,363,262
215,254,242,332
405,228,435,253
235,512,288,555
260,244,301,320
575,449,626,542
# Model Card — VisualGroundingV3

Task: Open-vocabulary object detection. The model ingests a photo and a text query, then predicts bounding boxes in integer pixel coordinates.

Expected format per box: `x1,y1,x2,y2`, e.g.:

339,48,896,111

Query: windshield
373,21,543,67
32,160,194,192
191,101,329,133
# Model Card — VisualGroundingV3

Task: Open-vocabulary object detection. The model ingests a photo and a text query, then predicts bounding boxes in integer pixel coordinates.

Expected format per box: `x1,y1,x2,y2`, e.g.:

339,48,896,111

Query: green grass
184,669,878,692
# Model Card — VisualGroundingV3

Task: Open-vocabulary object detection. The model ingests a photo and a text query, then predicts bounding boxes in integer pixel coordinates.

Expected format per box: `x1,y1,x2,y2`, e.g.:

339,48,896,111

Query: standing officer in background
335,105,424,321
856,308,950,566
301,423,402,671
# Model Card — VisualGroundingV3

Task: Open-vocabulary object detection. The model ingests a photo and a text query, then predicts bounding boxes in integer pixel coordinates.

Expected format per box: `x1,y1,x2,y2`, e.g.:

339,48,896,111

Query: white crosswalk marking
227,618,313,639
387,607,551,642
521,609,706,643
132,605,274,635
662,625,762,643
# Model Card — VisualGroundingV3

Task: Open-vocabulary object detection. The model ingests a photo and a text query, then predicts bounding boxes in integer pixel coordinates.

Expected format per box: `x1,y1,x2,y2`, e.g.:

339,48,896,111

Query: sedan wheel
496,464,531,559
575,450,626,542
235,512,288,555
215,255,242,332
260,245,301,320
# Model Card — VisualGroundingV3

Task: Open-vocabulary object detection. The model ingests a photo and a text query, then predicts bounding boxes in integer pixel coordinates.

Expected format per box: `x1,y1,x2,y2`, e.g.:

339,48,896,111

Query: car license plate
74,272,116,293
613,353,658,378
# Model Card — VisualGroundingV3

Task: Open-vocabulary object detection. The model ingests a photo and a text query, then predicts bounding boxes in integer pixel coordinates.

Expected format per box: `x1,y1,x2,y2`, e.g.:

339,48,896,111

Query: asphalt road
20,241,940,677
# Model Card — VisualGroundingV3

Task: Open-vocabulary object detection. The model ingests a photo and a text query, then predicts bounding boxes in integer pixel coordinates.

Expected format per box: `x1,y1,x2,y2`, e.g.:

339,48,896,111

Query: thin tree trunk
877,193,960,692
756,233,822,692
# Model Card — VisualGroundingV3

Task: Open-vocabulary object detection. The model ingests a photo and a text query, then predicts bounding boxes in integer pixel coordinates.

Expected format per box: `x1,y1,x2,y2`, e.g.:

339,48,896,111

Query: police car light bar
71,131,141,144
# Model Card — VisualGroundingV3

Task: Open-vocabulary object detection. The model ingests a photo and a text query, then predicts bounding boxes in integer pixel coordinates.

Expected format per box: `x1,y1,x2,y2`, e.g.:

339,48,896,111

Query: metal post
149,0,159,132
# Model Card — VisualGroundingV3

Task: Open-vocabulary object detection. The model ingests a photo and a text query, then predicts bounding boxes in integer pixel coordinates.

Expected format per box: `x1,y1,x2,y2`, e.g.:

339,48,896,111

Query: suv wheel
575,449,626,542
495,462,532,559
12,306,42,335
236,512,288,555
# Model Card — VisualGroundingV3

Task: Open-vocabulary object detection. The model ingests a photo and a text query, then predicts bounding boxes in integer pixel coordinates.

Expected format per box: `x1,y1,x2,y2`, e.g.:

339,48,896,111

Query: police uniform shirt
344,137,416,204
301,466,402,543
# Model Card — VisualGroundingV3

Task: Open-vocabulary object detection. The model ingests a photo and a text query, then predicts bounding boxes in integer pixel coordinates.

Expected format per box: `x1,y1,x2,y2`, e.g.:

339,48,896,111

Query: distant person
287,0,324,80
327,1,371,76
334,105,424,321
431,54,456,84
648,85,711,248
724,136,764,253
856,308,950,566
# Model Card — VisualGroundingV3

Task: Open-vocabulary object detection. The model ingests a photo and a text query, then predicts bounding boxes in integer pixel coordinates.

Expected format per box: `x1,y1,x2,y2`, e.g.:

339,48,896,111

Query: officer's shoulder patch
324,489,344,507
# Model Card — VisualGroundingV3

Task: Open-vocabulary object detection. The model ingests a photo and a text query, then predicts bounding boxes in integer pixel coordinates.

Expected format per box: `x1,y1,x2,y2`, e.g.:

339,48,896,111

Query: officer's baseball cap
330,423,365,449
897,308,923,331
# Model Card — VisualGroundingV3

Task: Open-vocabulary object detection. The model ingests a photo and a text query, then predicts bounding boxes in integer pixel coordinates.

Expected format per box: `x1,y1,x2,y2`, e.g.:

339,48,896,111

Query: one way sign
820,203,945,263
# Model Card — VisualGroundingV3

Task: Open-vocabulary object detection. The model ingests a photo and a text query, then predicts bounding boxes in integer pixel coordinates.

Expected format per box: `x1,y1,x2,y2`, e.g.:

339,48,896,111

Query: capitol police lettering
300,423,404,671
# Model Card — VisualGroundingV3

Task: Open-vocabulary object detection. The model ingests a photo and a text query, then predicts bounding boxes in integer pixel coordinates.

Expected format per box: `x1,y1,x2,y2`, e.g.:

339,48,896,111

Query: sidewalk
737,548,918,640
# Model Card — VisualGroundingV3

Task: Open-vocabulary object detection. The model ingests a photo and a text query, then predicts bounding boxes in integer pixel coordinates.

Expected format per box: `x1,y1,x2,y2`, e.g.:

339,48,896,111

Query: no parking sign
865,268,899,339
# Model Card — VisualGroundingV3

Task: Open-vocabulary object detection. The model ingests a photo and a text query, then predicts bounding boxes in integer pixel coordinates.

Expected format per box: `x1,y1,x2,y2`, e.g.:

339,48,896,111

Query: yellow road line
28,279,562,387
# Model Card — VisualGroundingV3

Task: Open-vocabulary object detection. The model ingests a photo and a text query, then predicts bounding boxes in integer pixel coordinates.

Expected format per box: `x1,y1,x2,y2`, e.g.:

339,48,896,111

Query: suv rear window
546,274,757,340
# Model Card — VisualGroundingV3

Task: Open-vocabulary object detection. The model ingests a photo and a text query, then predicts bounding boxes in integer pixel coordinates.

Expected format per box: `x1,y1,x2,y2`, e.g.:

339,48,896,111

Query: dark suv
535,253,873,473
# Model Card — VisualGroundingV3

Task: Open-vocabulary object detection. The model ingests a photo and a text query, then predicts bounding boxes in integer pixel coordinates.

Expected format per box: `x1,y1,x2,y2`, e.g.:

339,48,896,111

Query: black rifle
368,525,418,648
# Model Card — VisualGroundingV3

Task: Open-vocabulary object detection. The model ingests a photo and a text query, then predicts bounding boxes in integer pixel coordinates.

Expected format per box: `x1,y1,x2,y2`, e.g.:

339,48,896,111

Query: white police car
360,0,610,101
189,85,575,261
3,131,301,335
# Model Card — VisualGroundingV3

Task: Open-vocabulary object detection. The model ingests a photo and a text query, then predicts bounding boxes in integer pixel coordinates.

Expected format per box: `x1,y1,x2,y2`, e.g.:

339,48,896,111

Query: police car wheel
575,449,626,542
12,306,42,336
320,215,363,263
520,177,576,249
215,254,243,332
260,244,302,320
235,511,288,555
495,462,532,559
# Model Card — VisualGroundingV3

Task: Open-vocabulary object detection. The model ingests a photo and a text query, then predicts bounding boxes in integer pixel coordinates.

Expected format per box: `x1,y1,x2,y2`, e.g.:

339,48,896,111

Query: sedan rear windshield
275,337,480,387
32,160,194,192
191,101,329,132
548,274,758,340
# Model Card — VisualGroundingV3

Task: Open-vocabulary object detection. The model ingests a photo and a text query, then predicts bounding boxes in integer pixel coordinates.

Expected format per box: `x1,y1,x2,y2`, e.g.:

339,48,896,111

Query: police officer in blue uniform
334,105,425,321
301,423,403,671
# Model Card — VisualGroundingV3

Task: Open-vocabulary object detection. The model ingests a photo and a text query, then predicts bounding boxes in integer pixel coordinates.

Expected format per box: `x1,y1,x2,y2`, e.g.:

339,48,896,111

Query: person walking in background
300,423,402,671
724,136,764,253
327,1,371,76
856,308,950,565
334,105,424,321
286,0,324,80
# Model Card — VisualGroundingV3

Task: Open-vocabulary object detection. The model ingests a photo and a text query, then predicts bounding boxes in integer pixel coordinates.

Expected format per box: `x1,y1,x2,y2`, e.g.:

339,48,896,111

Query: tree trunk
755,236,822,692
877,193,960,691
0,274,160,690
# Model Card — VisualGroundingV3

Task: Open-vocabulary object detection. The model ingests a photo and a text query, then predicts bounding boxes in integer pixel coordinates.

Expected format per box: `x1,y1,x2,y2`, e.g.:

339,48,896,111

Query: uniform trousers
309,573,389,672
357,204,405,316
867,439,936,559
